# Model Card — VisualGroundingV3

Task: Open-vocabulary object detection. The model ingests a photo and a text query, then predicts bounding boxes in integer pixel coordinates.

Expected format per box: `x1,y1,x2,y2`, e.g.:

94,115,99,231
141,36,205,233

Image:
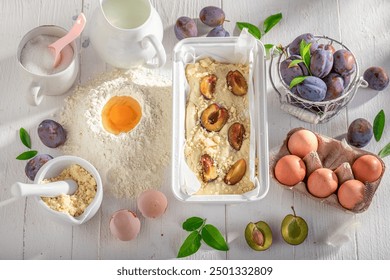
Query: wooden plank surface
0,0,389,260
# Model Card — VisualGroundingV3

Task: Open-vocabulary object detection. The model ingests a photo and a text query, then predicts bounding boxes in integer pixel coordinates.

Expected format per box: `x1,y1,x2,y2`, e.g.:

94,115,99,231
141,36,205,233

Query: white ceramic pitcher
89,0,166,69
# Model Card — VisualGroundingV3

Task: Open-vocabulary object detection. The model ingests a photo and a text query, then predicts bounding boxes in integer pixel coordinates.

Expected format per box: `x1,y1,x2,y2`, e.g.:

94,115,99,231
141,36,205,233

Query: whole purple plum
38,119,66,148
333,49,356,77
288,33,318,56
297,76,327,102
363,66,389,91
310,49,334,78
323,73,345,100
318,43,336,54
206,26,229,37
25,154,53,181
347,118,373,148
199,6,225,27
280,55,309,85
174,17,198,40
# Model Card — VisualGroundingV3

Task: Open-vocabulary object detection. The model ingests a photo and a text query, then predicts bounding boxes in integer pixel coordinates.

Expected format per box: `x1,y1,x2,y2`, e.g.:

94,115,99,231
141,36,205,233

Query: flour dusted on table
59,68,171,198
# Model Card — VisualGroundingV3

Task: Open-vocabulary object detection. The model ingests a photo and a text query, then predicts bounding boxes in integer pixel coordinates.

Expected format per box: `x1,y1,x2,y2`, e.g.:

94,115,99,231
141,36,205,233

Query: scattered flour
59,68,172,198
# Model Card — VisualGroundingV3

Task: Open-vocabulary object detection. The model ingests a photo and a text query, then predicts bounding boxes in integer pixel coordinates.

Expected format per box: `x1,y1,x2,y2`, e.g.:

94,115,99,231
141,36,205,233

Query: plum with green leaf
289,33,318,56
296,76,327,102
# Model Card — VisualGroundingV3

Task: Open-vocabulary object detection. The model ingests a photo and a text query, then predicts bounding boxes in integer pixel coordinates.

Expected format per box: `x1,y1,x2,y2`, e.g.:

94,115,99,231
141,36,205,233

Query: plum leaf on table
373,109,385,142
177,216,229,258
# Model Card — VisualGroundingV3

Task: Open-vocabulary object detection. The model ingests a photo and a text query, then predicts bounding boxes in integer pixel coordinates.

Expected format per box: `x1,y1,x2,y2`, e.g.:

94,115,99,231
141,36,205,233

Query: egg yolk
101,96,142,135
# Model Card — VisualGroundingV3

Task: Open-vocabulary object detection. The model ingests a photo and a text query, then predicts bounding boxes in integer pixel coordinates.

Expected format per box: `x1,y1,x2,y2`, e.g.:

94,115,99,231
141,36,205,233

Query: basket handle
280,103,320,124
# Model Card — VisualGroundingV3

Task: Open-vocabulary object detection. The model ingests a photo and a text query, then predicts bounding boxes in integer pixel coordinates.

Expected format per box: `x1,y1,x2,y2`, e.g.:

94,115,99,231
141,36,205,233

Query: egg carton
269,128,386,213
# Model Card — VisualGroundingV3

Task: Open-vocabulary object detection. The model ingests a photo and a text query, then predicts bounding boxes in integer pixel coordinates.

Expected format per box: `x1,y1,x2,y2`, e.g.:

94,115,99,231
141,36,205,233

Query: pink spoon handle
49,13,86,51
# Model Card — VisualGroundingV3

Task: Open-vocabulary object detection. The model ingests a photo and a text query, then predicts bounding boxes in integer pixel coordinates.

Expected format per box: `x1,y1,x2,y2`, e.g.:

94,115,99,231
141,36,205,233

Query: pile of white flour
59,68,172,198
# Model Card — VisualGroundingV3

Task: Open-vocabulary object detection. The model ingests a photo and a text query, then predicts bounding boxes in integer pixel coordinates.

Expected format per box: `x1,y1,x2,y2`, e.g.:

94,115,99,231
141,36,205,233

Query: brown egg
307,168,338,198
337,180,365,210
275,155,306,186
288,129,318,158
352,155,383,183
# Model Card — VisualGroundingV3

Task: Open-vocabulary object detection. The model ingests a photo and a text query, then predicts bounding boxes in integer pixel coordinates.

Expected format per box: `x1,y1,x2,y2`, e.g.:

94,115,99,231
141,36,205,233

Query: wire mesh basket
269,35,368,124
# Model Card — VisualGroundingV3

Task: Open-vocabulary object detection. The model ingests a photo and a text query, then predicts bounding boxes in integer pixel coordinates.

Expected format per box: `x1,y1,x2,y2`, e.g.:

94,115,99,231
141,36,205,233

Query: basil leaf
289,76,308,89
288,59,304,68
182,217,205,232
16,150,38,160
177,231,202,258
236,22,261,39
19,128,32,149
374,109,385,142
263,12,282,34
379,142,390,158
201,224,229,251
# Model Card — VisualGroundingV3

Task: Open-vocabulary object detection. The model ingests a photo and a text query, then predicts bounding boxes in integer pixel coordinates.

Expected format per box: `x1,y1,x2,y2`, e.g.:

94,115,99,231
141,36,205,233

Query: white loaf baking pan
171,32,269,203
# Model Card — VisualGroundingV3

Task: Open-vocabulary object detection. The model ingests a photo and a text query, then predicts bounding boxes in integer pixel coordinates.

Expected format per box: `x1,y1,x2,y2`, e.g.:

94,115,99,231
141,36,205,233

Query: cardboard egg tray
270,128,386,213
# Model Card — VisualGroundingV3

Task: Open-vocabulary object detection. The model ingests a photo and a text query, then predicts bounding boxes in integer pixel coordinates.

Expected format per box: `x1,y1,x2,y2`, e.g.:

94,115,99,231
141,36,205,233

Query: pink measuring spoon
48,13,86,68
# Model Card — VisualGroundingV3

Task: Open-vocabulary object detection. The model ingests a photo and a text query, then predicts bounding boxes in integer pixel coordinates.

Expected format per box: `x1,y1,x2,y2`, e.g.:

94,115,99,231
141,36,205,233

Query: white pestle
0,180,78,208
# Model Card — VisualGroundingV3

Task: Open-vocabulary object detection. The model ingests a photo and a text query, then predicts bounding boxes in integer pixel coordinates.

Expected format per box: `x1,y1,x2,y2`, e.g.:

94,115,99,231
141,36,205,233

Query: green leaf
201,224,229,251
299,39,307,58
19,128,32,149
378,142,390,158
182,217,205,232
373,109,385,142
264,44,282,57
16,150,38,160
288,59,304,68
263,12,282,34
236,22,261,39
289,76,308,89
301,43,312,75
177,231,202,258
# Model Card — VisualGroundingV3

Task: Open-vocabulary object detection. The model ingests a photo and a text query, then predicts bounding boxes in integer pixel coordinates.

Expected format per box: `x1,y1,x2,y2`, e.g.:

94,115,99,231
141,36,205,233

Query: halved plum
200,154,218,183
200,103,229,132
228,122,245,151
224,158,246,185
226,70,248,96
200,74,217,100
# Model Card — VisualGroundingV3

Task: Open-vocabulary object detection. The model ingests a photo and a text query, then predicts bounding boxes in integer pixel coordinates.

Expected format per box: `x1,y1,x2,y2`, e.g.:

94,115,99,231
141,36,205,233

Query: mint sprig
16,128,38,160
177,216,229,258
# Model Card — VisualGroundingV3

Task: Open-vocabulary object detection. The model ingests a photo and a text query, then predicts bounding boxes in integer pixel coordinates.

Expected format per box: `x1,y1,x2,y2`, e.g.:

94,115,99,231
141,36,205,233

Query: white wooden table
1,0,389,260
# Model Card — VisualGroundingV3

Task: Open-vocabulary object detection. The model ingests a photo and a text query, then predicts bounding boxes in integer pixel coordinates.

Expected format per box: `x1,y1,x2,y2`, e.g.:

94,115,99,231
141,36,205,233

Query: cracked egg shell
109,210,141,241
307,168,338,198
275,155,306,186
288,129,318,158
137,190,168,219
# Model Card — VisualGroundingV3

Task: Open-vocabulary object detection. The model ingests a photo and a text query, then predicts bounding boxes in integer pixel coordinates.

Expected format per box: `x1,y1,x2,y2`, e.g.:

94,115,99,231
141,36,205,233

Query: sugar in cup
17,25,79,106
